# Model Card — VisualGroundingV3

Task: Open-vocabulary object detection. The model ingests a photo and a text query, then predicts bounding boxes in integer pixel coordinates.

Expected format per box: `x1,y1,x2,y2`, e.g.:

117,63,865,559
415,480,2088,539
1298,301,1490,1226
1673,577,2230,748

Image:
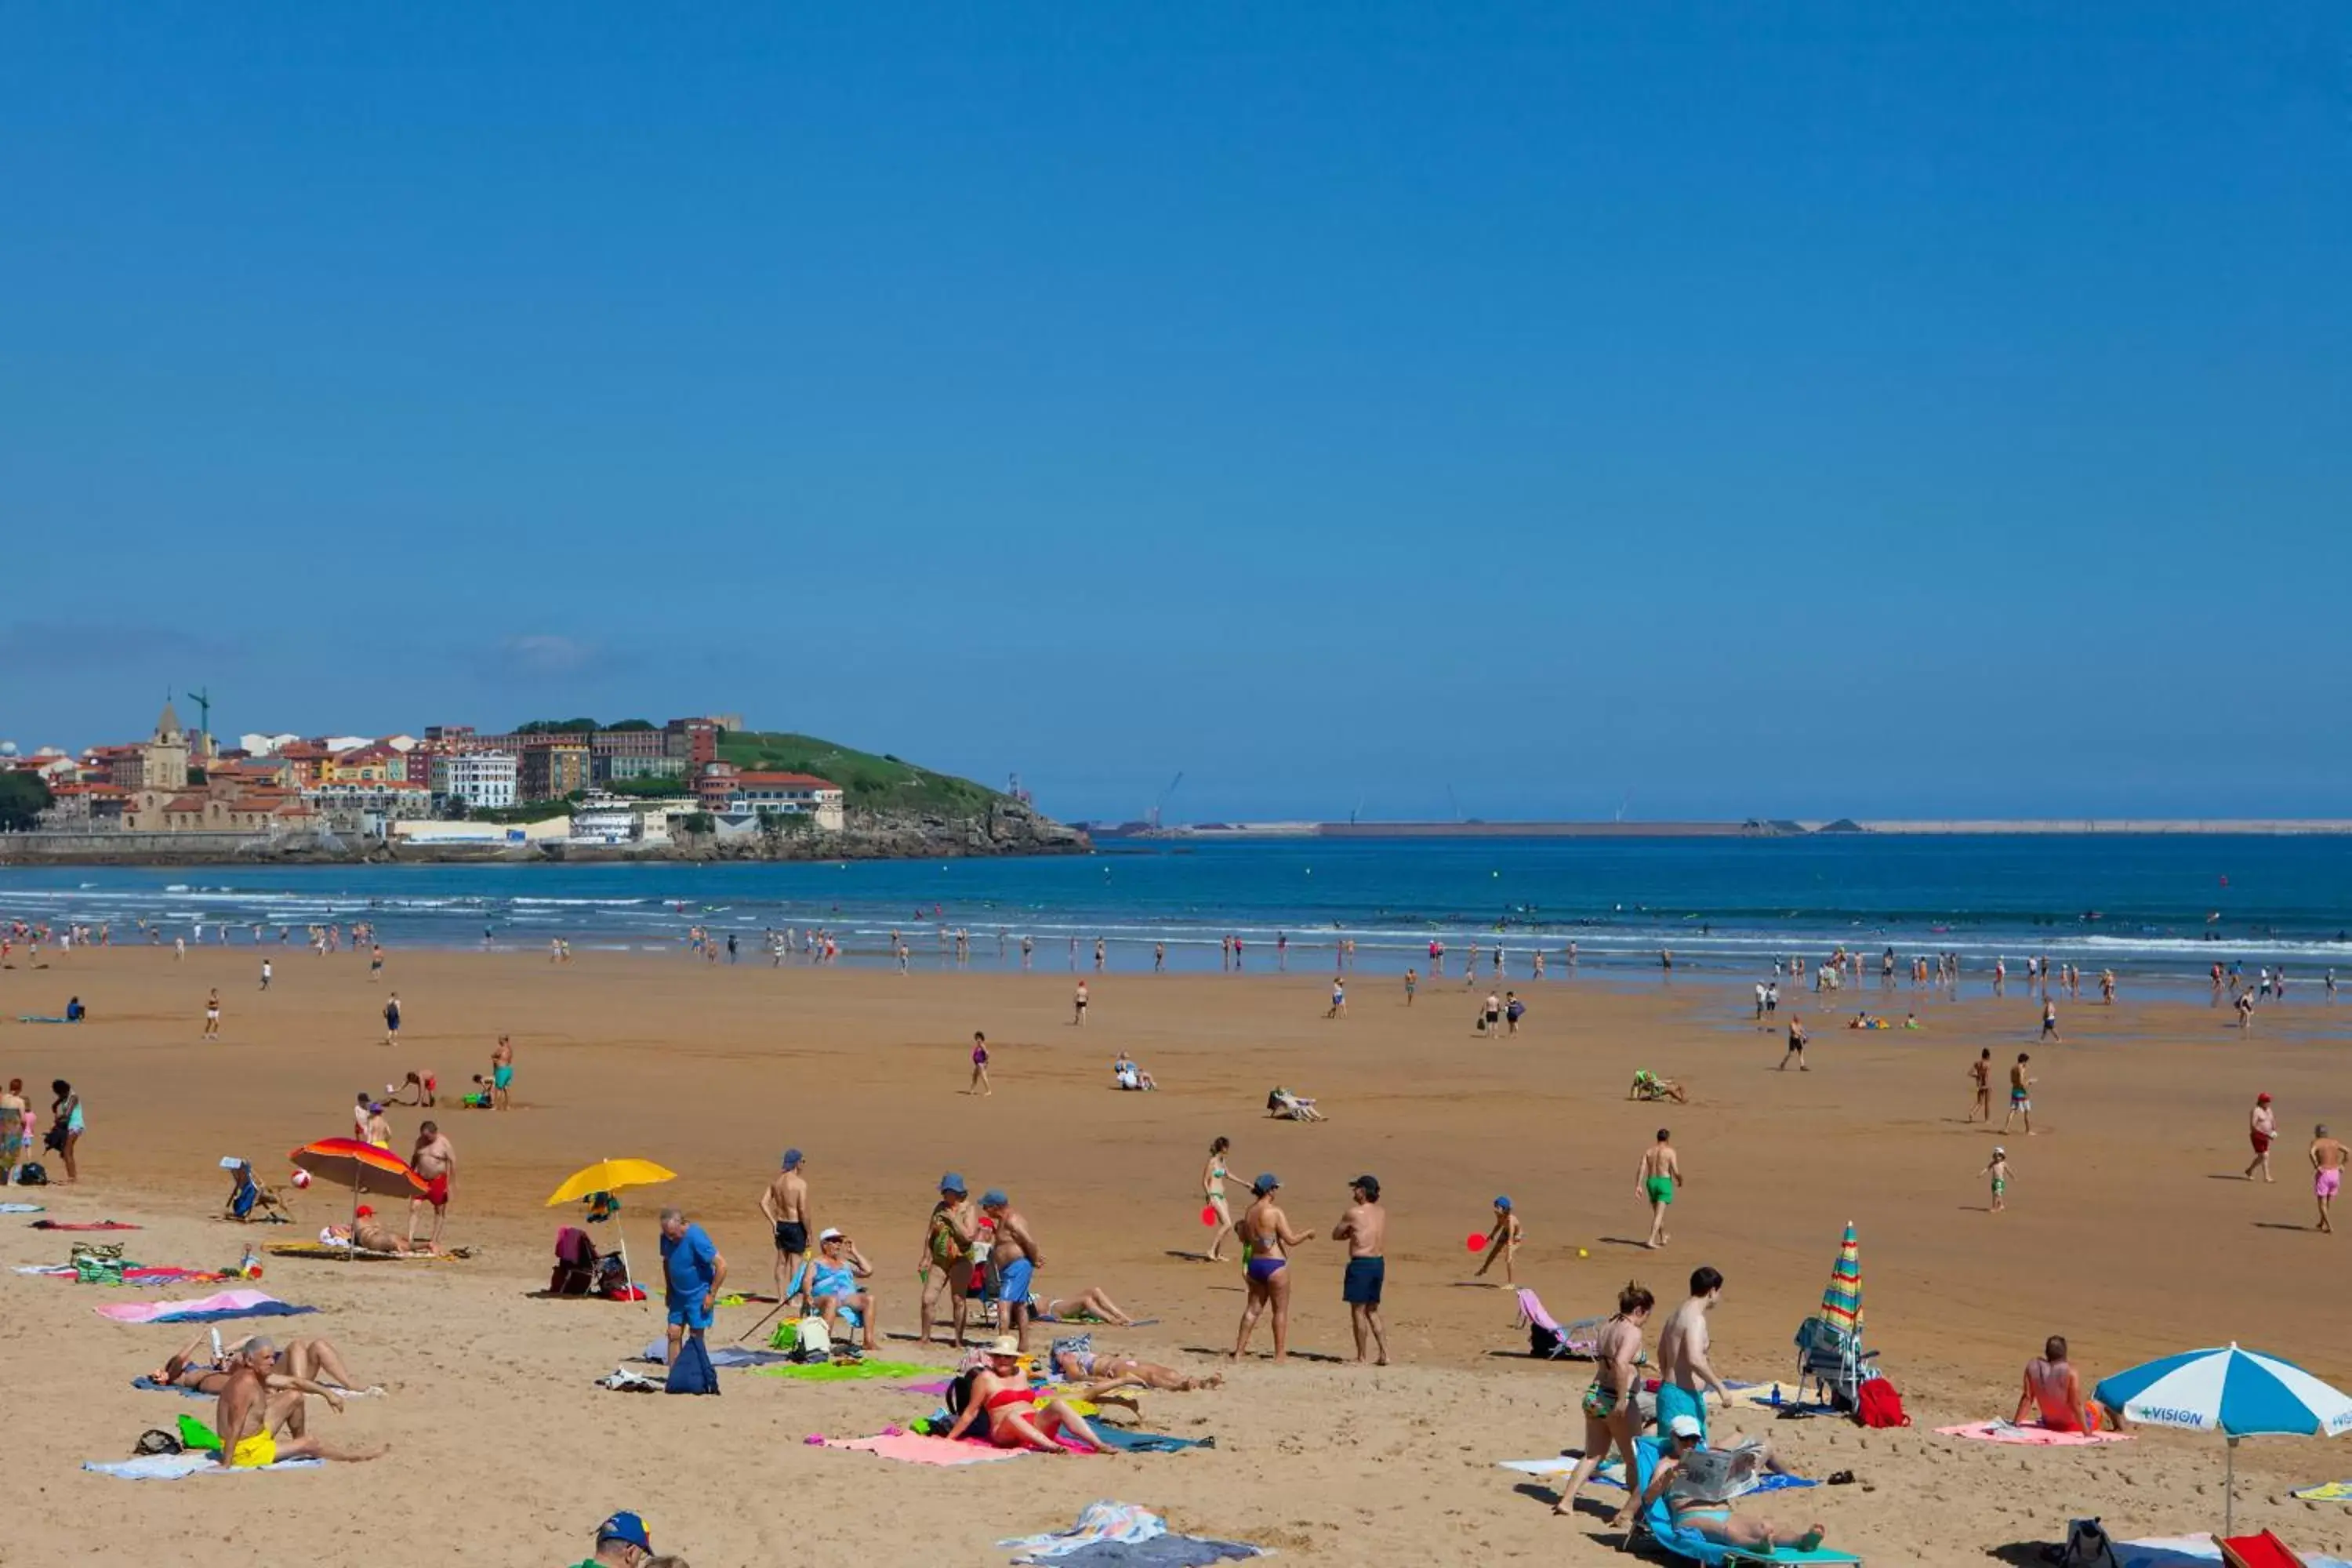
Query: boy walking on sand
1984,1147,2012,1212
2313,1126,2347,1234
1965,1049,1992,1121
2246,1094,2277,1181
1779,1017,1808,1071
2002,1054,2035,1135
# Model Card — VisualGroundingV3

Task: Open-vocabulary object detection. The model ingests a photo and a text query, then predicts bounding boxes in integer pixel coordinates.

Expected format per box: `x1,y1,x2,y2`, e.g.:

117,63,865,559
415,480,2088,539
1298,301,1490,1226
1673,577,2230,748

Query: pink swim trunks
2320,1167,2343,1200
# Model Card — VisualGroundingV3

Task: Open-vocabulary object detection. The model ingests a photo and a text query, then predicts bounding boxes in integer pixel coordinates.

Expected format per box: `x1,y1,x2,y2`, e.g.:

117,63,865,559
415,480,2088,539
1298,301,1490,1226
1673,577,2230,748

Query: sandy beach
4,943,2350,1565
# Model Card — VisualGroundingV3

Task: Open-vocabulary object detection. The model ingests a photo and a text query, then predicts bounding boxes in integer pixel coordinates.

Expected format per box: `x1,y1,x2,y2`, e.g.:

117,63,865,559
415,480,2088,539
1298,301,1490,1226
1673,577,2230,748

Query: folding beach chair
1625,1436,1864,1566
1792,1316,1878,1411
1515,1287,1602,1360
221,1161,290,1225
2213,1532,2310,1568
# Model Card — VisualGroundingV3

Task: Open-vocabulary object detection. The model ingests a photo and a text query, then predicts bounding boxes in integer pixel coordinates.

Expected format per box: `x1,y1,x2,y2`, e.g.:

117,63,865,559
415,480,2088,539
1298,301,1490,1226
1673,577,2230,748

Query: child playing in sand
1984,1147,2011,1212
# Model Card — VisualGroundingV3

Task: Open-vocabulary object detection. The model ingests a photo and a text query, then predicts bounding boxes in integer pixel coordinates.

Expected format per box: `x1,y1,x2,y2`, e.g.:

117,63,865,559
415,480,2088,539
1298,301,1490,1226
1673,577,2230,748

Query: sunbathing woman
939,1337,1107,1454
1040,1285,1138,1326
1051,1337,1223,1392
1638,1415,1827,1555
158,1333,374,1395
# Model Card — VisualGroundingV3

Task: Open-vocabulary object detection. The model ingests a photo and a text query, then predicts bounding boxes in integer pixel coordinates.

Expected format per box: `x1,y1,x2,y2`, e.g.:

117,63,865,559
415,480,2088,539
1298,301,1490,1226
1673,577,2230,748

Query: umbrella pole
2225,1436,2237,1536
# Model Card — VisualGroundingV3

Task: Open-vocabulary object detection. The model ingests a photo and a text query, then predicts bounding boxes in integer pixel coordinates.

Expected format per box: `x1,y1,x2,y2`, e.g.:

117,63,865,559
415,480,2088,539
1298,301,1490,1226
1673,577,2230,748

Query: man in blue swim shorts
1657,1265,1730,1439
980,1189,1045,1351
659,1206,726,1367
1333,1174,1388,1366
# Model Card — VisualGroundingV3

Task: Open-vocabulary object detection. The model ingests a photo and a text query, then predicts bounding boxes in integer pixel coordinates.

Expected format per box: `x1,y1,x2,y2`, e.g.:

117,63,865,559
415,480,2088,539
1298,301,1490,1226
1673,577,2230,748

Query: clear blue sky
4,5,2344,822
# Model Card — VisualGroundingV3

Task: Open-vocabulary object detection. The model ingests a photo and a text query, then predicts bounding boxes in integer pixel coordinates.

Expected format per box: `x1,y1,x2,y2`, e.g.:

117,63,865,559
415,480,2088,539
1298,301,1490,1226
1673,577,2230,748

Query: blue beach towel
148,1302,319,1327
132,1377,213,1399
1087,1427,1212,1454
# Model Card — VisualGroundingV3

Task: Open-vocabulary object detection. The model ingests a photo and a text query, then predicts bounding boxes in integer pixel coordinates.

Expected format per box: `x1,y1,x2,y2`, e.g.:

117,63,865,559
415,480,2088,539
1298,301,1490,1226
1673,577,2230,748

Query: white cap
818,1227,844,1243
218,1155,247,1171
1668,1414,1703,1439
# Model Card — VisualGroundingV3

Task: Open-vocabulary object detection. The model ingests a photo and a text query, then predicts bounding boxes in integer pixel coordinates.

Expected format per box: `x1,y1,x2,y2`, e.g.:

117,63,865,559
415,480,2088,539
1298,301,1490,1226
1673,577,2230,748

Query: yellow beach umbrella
546,1158,677,1301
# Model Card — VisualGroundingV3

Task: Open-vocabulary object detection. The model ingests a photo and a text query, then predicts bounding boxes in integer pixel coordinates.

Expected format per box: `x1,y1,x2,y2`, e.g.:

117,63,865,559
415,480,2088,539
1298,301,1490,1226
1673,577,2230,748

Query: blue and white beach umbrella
2093,1344,2352,1532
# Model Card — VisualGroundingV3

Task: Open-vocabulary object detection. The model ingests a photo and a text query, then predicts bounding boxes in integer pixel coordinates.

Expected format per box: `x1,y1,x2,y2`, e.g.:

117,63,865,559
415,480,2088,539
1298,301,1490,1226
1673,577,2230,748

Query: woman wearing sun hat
939,1335,1107,1453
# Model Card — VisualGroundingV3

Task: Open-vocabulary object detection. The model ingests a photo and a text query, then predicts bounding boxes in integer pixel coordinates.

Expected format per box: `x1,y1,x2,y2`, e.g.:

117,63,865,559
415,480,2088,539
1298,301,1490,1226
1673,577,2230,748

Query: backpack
792,1315,831,1363
1854,1375,1910,1428
665,1334,720,1395
2056,1518,2120,1568
1529,1322,1566,1358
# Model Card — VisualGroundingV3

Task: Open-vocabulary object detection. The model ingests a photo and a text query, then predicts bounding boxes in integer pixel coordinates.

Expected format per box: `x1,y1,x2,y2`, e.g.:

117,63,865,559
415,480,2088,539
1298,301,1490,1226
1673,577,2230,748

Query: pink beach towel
824,1432,1027,1466
94,1289,283,1324
1936,1420,2131,1446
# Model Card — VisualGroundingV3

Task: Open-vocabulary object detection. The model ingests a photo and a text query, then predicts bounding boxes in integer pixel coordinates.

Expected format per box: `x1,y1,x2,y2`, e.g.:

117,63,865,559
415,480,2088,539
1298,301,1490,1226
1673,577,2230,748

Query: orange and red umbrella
291,1137,427,1226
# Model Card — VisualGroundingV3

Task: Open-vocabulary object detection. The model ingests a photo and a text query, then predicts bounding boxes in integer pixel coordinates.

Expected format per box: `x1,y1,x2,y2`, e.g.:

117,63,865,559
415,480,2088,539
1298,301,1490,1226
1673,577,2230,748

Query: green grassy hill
715,731,1007,818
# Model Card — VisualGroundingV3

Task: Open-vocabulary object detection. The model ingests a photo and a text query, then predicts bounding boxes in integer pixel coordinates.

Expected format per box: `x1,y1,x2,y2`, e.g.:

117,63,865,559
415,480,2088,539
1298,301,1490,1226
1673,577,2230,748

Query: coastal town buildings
428,751,519,811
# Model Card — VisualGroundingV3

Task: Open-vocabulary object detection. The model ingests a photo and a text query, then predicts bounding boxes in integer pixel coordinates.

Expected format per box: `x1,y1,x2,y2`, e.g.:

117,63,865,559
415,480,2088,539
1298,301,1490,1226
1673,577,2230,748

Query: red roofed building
721,770,844,831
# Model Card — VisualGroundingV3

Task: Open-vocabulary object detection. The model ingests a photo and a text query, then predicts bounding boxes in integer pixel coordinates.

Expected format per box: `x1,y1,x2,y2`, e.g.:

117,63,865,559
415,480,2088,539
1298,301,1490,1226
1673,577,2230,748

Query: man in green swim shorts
1639,1128,1682,1250
490,1035,514,1110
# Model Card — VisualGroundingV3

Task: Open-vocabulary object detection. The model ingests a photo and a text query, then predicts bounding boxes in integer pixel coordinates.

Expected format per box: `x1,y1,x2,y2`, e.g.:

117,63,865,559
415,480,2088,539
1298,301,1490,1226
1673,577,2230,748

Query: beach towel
635,1339,795,1369
0,1202,43,1214
2118,1539,2352,1568
1937,1420,2131,1446
2292,1483,2352,1503
1036,1313,1163,1327
596,1369,666,1392
94,1289,318,1326
132,1377,214,1399
263,1242,473,1261
753,1359,931,1383
32,1219,139,1230
823,1432,1026,1466
1498,1455,1814,1495
82,1452,324,1480
1039,1544,1262,1568
1002,1501,1170,1558
1088,1426,1212,1454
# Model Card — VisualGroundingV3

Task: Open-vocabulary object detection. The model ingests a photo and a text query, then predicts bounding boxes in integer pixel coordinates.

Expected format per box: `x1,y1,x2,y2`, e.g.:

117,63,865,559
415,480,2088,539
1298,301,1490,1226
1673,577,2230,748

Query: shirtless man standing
1639,1130,1682,1249
2002,1054,2036,1136
1656,1265,1730,1439
2313,1126,2348,1234
760,1149,811,1304
982,1189,1045,1349
406,1121,455,1252
489,1034,514,1110
1966,1049,1993,1122
1232,1174,1309,1363
211,1338,383,1468
1332,1174,1388,1365
2246,1093,2278,1182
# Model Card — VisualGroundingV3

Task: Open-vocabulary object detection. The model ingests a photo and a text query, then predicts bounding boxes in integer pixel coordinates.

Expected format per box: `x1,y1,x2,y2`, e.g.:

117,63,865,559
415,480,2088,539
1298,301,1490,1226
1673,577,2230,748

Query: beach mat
1034,1544,1261,1568
0,1202,43,1214
1035,1315,1162,1327
83,1452,325,1480
33,1220,140,1231
1089,1426,1211,1454
1001,1502,1262,1564
636,1340,794,1370
95,1289,318,1326
1497,1456,1813,1494
2119,1538,2352,1568
1936,1420,2130,1446
754,1359,931,1383
2292,1483,2352,1502
823,1432,1025,1466
132,1377,213,1399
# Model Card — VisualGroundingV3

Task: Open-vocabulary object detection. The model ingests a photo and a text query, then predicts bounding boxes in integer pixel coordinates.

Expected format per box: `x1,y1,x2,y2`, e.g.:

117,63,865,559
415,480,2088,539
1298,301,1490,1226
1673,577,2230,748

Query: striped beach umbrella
1819,1221,1862,1335
2093,1344,2352,1532
289,1136,429,1232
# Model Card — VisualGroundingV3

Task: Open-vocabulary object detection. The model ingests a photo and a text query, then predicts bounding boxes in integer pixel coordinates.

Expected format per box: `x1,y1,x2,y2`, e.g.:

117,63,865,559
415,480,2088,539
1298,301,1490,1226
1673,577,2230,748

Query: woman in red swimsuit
940,1336,1107,1453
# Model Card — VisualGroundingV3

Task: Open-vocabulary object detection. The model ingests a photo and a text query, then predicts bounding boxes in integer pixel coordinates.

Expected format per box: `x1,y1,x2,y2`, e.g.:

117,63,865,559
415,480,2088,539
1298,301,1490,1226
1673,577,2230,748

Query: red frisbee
1466,1232,1489,1253
1200,1205,1219,1227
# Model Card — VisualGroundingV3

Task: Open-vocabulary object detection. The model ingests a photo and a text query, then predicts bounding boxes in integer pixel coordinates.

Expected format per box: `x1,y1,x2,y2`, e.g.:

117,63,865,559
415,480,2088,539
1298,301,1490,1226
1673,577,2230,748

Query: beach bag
16,1163,46,1186
2055,1518,2120,1568
768,1319,800,1353
665,1334,720,1395
134,1429,183,1457
1855,1375,1910,1428
1529,1321,1566,1358
792,1316,831,1362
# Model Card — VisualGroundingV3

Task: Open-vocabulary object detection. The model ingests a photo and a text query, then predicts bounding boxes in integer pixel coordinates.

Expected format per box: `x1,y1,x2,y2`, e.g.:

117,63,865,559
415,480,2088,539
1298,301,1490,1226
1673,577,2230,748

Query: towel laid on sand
1034,1314,1163,1327
33,1220,139,1231
1001,1502,1261,1564
83,1452,325,1480
754,1359,931,1383
2292,1483,2352,1502
2118,1537,2352,1568
597,1369,666,1392
825,1432,1027,1466
1088,1427,1211,1454
132,1377,213,1399
95,1289,317,1327
1936,1420,2130,1446
0,1202,43,1214
635,1340,794,1369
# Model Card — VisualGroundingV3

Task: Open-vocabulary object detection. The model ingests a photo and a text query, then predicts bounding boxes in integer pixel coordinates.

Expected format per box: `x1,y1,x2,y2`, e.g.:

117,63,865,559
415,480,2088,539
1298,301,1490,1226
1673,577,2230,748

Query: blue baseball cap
939,1172,967,1194
1252,1172,1279,1194
1494,1196,1512,1210
781,1149,804,1170
980,1189,1008,1208
597,1512,652,1550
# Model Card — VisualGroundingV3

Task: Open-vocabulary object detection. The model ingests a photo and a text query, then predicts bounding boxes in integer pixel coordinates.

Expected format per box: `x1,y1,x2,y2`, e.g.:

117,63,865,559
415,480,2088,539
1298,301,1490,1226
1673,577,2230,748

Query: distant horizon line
1083,818,2352,839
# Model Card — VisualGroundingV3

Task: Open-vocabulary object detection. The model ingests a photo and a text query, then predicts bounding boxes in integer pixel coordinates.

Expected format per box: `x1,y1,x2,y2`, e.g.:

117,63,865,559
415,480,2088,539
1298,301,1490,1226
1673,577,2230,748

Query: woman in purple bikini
1230,1173,1311,1363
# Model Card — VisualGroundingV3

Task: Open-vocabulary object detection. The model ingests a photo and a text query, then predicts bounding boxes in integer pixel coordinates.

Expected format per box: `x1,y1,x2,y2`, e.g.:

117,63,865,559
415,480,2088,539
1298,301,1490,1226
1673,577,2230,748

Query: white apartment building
429,751,519,811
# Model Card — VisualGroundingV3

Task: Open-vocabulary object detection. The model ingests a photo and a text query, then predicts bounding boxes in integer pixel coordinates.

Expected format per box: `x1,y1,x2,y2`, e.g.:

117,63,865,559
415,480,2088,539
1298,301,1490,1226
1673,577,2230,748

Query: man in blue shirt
659,1207,727,1367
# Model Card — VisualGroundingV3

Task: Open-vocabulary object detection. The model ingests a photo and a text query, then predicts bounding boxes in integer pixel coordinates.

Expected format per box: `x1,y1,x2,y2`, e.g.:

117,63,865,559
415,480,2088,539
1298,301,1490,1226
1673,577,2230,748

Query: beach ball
1577,1247,1590,1259
1466,1232,1488,1253
1200,1206,1219,1227
291,1168,312,1189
